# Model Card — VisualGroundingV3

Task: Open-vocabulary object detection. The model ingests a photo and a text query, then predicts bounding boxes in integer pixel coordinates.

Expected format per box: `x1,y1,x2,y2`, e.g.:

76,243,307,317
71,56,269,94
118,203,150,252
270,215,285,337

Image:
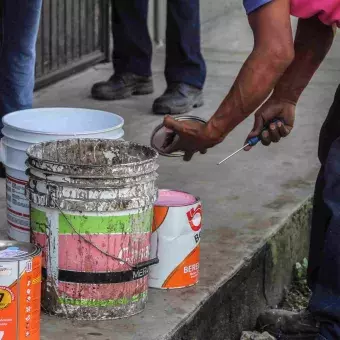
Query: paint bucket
25,139,158,320
0,240,42,340
2,107,124,242
149,189,202,289
150,115,207,157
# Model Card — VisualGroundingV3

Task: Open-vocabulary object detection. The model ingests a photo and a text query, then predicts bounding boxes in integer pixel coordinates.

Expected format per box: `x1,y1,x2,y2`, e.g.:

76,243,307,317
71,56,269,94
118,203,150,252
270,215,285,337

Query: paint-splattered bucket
149,189,202,289
0,241,42,340
25,139,158,320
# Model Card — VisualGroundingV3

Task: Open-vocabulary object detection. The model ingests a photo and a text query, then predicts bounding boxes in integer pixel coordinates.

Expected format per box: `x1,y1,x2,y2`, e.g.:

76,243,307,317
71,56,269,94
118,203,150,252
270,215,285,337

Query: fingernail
278,122,282,127
270,124,275,130
262,131,269,137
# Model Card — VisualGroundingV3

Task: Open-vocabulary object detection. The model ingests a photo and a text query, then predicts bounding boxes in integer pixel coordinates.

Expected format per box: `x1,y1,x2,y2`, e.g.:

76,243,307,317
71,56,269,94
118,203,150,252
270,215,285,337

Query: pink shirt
291,0,340,27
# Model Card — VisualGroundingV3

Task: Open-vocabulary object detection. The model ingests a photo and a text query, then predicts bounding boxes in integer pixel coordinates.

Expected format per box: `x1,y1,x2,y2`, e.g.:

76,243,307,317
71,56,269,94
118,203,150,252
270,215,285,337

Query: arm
163,0,295,160
204,0,294,143
273,16,335,104
246,16,336,147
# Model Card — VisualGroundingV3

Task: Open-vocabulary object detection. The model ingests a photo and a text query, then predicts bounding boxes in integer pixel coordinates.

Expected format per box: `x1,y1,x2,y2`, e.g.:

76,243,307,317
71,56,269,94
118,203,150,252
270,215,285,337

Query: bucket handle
32,184,159,271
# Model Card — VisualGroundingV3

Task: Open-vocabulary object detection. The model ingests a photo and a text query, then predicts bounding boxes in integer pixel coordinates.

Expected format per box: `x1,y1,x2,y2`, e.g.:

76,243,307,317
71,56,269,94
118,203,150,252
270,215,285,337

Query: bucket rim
2,108,124,136
26,139,159,169
154,189,200,207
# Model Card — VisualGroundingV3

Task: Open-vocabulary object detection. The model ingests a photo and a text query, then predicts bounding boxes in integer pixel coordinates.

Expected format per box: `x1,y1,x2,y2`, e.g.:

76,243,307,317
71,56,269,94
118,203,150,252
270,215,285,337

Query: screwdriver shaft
217,143,250,165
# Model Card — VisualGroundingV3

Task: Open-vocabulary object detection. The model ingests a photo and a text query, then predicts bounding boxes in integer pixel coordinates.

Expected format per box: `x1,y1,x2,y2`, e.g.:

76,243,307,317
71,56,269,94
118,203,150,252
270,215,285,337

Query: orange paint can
0,241,42,340
149,189,202,289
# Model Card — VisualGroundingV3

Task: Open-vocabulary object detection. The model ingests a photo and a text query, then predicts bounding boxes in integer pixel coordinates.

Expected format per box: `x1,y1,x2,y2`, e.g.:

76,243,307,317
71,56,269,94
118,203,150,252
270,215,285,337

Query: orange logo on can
0,287,14,310
186,205,202,232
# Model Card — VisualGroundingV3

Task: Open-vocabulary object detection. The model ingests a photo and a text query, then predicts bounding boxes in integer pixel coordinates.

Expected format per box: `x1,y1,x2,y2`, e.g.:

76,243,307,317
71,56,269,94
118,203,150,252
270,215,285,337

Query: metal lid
0,241,39,260
150,116,207,157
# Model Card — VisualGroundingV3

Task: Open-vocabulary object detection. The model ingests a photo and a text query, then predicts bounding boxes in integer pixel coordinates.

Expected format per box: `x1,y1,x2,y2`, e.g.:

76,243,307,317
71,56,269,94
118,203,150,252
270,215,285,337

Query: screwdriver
217,119,283,165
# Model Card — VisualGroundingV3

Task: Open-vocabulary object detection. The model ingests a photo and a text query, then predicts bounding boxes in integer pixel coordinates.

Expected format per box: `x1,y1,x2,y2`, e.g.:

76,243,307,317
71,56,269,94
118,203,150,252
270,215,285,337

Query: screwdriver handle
246,119,284,147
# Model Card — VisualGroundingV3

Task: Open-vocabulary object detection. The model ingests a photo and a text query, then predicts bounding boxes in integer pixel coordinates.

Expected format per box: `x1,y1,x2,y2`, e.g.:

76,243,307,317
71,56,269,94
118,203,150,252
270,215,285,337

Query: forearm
205,48,292,141
273,16,336,104
204,0,294,142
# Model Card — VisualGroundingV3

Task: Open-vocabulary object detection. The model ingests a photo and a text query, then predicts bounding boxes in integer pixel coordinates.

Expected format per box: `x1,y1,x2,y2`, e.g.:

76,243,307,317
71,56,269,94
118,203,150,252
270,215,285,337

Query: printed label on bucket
31,205,152,318
6,175,30,241
149,200,202,289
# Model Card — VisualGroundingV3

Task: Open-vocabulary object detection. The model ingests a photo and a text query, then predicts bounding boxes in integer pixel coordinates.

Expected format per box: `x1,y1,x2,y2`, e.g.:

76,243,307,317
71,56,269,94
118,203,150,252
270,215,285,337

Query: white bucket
1,108,124,242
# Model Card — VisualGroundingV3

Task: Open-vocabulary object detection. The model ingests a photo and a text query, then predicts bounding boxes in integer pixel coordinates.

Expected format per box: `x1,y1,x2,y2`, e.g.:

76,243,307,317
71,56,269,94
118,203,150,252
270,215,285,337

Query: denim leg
111,0,152,77
309,137,340,339
165,0,206,89
308,84,340,290
0,0,42,122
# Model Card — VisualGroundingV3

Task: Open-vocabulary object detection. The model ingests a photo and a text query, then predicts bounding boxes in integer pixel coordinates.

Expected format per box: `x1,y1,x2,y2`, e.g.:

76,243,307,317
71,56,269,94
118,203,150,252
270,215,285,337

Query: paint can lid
150,116,207,157
155,189,198,207
0,241,39,260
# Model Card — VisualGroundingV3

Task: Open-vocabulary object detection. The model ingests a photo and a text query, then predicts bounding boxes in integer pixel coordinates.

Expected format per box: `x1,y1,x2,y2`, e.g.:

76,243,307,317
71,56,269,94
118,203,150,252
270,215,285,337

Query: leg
91,0,153,100
152,0,205,114
165,0,206,89
309,136,340,339
112,0,152,77
308,84,340,289
0,0,42,120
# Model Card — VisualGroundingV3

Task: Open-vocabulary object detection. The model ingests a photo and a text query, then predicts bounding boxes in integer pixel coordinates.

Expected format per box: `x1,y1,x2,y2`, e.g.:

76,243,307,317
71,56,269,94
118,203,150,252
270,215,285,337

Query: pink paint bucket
26,139,159,320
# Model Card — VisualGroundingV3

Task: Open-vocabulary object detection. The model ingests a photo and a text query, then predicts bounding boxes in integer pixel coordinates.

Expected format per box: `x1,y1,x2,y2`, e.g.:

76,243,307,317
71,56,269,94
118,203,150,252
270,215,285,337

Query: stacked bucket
0,108,202,324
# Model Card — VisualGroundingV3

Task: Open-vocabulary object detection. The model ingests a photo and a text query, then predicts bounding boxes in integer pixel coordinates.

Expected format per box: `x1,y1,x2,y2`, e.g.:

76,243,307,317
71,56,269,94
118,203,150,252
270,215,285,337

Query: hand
162,116,221,161
244,97,295,151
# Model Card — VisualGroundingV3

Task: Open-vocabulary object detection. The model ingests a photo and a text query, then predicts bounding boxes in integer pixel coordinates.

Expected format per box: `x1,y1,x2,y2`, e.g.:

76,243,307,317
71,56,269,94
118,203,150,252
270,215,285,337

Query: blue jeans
0,0,42,124
111,0,206,89
308,85,340,339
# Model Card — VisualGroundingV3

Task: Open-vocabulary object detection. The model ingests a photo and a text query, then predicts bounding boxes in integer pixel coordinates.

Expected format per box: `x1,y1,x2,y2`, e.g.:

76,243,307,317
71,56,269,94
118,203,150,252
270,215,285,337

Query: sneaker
91,73,154,100
152,83,204,115
256,309,319,340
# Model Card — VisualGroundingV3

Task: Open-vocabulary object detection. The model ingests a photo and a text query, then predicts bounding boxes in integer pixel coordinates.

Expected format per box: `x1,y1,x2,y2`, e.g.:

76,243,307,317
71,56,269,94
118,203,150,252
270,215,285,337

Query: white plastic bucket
1,108,124,242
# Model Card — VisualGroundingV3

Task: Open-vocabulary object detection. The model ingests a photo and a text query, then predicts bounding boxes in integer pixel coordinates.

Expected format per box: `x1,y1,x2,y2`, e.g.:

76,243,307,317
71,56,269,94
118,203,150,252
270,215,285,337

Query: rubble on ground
240,259,311,340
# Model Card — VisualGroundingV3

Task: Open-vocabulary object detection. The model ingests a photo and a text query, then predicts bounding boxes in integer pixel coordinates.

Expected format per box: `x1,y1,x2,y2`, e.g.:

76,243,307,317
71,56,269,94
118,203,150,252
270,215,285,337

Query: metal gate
35,0,110,89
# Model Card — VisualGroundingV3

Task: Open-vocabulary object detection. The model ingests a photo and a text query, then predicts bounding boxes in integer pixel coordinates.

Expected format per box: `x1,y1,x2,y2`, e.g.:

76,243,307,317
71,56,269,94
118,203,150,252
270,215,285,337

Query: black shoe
256,309,319,340
0,163,6,179
152,83,204,115
91,73,154,100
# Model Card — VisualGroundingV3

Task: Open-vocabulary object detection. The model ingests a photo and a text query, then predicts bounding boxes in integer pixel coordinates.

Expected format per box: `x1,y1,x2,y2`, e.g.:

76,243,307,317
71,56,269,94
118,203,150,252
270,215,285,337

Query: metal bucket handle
26,183,159,271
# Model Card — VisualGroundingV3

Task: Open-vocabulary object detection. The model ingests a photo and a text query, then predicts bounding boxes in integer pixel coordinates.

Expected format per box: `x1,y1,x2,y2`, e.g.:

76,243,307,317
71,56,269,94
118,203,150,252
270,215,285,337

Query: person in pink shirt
161,0,340,338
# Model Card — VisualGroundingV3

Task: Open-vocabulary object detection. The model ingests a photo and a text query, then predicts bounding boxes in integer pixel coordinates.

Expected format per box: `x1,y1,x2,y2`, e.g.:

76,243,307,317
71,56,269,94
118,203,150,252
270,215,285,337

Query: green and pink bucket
25,139,158,320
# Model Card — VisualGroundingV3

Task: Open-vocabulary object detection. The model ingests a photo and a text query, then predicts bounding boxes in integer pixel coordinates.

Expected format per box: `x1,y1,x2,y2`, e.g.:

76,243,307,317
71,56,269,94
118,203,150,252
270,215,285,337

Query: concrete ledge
172,197,312,340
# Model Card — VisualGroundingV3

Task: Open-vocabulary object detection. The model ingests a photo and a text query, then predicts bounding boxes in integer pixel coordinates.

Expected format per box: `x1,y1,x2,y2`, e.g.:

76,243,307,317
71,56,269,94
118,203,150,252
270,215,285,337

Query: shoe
91,73,154,100
256,309,319,340
0,163,5,179
152,83,204,115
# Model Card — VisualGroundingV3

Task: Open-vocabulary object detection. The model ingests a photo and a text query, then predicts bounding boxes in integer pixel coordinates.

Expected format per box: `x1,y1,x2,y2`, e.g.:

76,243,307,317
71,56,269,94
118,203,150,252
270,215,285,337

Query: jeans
111,0,206,89
0,0,42,125
308,84,340,339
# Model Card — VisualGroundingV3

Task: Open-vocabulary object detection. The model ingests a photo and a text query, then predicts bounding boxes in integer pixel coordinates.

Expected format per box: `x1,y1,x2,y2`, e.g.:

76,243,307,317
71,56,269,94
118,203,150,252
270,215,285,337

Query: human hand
162,116,221,161
244,97,295,151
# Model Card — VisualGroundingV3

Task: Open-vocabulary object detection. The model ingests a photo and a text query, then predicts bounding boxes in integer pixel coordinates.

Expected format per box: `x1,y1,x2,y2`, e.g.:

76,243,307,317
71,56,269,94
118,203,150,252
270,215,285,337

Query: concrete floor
1,8,340,340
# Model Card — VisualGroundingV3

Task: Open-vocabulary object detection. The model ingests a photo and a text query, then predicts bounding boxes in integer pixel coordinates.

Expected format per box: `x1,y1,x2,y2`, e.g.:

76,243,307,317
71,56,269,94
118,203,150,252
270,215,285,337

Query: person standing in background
0,0,42,176
91,0,206,115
